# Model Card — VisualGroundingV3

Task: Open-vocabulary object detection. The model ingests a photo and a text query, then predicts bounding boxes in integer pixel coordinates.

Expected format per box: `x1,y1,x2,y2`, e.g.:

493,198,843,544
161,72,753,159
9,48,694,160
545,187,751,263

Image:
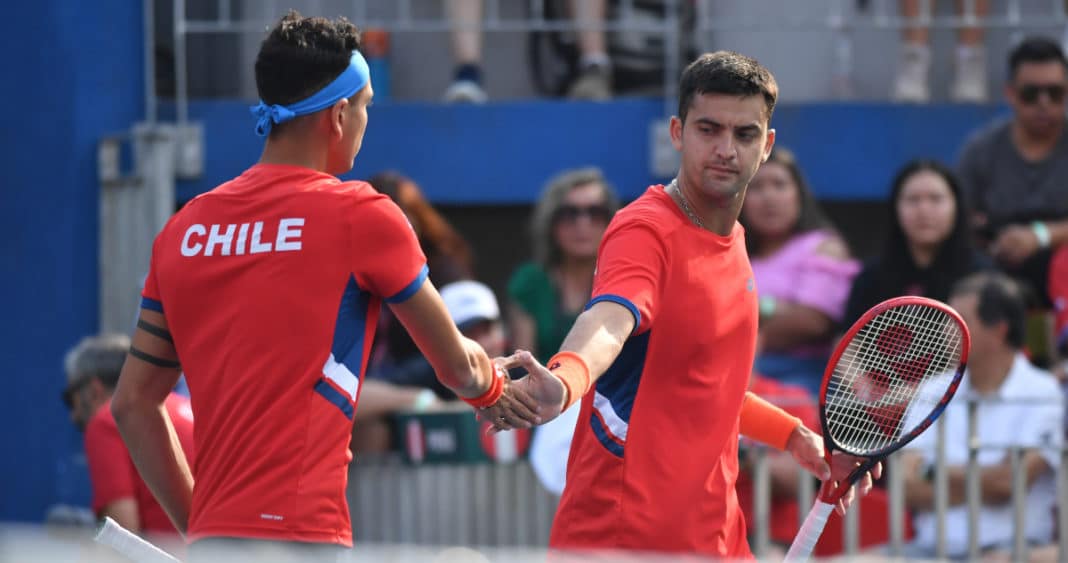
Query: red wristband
738,392,803,451
461,364,506,409
548,352,591,411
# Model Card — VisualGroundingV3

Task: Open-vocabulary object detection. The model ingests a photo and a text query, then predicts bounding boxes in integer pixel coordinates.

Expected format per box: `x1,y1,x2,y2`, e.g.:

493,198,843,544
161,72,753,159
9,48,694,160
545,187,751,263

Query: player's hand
785,424,831,481
475,374,542,431
483,350,566,433
991,225,1040,266
826,453,882,516
785,425,882,515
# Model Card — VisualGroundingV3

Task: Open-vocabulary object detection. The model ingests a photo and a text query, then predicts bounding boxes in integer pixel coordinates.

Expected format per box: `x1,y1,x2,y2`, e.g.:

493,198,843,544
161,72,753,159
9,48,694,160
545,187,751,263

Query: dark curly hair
254,11,362,133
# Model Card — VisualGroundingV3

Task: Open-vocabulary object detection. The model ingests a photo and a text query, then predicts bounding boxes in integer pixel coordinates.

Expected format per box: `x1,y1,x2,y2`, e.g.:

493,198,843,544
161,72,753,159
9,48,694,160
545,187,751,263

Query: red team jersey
141,164,427,546
86,393,195,533
549,185,759,557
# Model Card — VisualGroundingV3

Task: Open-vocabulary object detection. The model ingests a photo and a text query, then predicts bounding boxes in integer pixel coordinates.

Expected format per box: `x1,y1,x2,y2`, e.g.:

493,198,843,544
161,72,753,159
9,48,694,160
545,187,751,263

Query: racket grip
93,516,180,563
784,500,835,562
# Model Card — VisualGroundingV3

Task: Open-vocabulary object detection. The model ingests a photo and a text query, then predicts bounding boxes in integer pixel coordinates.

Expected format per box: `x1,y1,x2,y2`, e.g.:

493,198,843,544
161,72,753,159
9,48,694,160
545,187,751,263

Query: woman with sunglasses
740,148,859,397
507,167,620,364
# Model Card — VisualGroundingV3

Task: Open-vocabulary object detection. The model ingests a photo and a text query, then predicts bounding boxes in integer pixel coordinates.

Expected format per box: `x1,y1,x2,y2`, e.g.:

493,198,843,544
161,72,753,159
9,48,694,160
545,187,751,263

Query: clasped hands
474,350,567,433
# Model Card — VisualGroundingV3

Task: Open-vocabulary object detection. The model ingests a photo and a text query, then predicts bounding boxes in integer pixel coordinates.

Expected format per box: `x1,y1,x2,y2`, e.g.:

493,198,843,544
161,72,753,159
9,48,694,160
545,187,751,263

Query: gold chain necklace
668,178,703,229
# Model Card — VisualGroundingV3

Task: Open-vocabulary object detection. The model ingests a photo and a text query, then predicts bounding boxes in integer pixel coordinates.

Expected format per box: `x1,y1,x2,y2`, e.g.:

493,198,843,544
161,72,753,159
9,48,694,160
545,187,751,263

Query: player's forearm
111,401,193,534
558,304,632,386
441,336,496,399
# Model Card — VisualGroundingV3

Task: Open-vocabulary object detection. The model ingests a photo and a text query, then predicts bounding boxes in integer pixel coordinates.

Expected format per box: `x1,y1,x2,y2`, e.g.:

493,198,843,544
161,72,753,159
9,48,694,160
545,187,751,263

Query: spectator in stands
740,148,858,396
957,37,1068,303
901,272,1063,559
444,0,613,102
355,279,505,452
893,0,989,103
369,171,474,286
63,335,194,545
349,380,441,454
507,167,620,363
368,172,475,370
844,160,990,327
367,280,507,401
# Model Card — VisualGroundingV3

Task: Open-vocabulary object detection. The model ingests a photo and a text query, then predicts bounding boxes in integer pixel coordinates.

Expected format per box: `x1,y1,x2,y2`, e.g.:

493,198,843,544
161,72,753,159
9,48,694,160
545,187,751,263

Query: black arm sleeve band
128,346,181,369
136,319,174,343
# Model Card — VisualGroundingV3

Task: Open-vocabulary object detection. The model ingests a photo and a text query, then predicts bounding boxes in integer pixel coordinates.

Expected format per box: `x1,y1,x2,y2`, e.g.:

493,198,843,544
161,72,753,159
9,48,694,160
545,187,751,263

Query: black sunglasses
554,204,612,224
1017,83,1067,104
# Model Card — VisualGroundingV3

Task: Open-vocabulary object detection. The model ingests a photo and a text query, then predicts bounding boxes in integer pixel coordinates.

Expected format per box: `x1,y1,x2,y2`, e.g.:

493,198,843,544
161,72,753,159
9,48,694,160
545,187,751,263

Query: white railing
348,394,1067,560
159,0,1068,126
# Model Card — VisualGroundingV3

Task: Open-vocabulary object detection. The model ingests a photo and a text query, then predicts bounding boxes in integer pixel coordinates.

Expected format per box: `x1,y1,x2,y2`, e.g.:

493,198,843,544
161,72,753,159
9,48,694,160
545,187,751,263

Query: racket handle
784,500,835,562
93,516,180,563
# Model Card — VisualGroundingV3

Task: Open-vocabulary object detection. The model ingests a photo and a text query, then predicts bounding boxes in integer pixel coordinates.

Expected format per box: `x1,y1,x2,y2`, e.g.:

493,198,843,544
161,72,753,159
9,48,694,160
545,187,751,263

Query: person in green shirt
507,167,620,362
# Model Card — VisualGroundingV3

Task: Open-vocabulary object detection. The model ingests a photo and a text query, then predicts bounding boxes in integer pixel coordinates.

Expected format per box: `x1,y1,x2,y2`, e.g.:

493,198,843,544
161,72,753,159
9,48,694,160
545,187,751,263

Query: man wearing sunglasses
63,334,194,542
958,37,1068,303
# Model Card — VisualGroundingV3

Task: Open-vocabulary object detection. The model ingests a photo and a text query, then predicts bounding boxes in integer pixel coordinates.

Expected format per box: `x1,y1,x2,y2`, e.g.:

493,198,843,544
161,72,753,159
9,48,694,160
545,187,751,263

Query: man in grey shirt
958,37,1068,302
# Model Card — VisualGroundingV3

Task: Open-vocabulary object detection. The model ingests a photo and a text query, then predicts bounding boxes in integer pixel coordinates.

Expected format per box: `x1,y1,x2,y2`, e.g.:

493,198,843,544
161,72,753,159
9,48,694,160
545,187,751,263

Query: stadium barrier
347,395,1066,561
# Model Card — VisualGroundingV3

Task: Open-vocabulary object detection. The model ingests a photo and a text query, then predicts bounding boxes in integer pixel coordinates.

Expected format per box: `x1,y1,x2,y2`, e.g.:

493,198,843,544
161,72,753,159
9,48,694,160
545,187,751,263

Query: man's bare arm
111,309,192,534
100,498,141,533
558,300,636,384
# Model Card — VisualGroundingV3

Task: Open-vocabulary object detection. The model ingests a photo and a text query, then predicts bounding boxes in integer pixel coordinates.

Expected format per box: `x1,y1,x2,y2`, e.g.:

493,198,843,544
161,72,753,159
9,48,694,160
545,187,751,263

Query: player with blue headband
250,49,371,137
112,11,542,559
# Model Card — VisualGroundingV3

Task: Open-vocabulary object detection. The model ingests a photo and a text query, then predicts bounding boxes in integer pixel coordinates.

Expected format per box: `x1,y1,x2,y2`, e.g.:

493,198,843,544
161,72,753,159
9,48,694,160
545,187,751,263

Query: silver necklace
668,178,703,229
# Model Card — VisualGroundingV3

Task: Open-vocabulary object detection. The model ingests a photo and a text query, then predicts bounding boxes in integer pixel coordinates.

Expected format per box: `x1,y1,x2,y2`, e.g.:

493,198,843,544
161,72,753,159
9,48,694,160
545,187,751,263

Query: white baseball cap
440,280,500,329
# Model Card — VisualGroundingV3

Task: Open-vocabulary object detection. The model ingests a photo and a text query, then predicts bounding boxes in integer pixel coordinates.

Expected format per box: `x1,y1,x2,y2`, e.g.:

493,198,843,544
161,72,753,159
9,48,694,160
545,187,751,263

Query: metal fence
159,0,1068,124
347,395,1067,561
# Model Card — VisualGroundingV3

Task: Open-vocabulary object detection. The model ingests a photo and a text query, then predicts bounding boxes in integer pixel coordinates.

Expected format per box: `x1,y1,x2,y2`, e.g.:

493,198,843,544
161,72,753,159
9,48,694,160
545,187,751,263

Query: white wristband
413,389,437,412
1033,221,1052,248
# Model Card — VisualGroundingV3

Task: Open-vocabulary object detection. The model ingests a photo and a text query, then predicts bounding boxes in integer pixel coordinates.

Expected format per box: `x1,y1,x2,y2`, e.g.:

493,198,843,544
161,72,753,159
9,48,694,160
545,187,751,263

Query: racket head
818,296,971,461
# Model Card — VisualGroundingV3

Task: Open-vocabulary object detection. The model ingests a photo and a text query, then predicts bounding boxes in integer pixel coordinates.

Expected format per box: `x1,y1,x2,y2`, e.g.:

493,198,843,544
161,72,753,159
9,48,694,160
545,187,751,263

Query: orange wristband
548,352,591,411
461,364,505,409
738,391,803,451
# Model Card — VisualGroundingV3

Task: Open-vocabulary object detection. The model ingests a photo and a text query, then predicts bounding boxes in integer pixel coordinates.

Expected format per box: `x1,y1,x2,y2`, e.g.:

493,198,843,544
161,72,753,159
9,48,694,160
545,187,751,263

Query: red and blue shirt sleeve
589,219,668,335
352,197,428,302
140,235,164,313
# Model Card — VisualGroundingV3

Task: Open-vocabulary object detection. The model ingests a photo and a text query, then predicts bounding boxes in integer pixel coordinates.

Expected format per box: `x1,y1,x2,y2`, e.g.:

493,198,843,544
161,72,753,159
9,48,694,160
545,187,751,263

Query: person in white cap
440,280,507,360
368,280,508,400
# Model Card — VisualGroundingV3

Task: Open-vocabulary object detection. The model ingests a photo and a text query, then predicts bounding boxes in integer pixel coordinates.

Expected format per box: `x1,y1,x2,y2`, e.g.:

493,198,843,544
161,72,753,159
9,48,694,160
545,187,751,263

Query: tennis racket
783,296,970,562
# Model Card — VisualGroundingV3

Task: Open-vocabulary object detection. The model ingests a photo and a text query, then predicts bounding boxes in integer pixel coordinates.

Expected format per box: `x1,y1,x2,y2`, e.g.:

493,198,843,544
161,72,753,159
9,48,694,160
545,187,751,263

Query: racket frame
816,296,971,503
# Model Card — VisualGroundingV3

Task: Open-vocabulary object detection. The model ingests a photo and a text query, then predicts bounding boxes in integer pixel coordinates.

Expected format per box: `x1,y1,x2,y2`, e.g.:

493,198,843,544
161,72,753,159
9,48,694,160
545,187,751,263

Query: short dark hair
951,272,1028,348
254,11,362,121
677,51,778,125
1008,36,1068,80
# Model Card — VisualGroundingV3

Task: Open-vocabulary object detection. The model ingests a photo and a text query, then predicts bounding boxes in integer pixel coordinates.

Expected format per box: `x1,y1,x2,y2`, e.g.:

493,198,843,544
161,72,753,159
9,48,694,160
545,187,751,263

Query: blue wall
1,0,144,521
171,99,1006,204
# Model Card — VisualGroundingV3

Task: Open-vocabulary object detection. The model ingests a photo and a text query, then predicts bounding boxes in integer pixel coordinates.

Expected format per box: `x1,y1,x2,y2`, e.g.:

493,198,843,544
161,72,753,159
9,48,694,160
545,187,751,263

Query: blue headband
250,50,370,137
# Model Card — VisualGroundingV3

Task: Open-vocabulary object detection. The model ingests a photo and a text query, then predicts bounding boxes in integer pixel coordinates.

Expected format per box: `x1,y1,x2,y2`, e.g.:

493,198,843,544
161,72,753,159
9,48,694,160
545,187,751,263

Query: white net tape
825,303,964,455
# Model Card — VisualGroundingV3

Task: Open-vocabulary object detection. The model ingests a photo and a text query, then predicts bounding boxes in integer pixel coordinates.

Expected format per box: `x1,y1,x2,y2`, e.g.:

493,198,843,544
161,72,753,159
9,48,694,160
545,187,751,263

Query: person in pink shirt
740,148,859,396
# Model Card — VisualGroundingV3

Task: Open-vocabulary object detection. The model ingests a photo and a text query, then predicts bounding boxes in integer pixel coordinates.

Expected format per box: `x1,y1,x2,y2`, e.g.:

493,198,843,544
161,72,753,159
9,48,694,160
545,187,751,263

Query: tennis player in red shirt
110,11,539,560
497,51,880,558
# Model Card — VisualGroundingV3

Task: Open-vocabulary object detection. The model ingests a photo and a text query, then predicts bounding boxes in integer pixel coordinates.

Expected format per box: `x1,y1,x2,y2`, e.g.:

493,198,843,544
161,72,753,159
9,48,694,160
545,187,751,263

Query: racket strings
825,304,964,455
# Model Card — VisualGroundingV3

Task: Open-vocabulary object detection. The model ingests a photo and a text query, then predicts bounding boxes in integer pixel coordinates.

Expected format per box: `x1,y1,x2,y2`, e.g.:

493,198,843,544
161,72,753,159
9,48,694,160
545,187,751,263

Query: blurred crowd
60,26,1068,561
